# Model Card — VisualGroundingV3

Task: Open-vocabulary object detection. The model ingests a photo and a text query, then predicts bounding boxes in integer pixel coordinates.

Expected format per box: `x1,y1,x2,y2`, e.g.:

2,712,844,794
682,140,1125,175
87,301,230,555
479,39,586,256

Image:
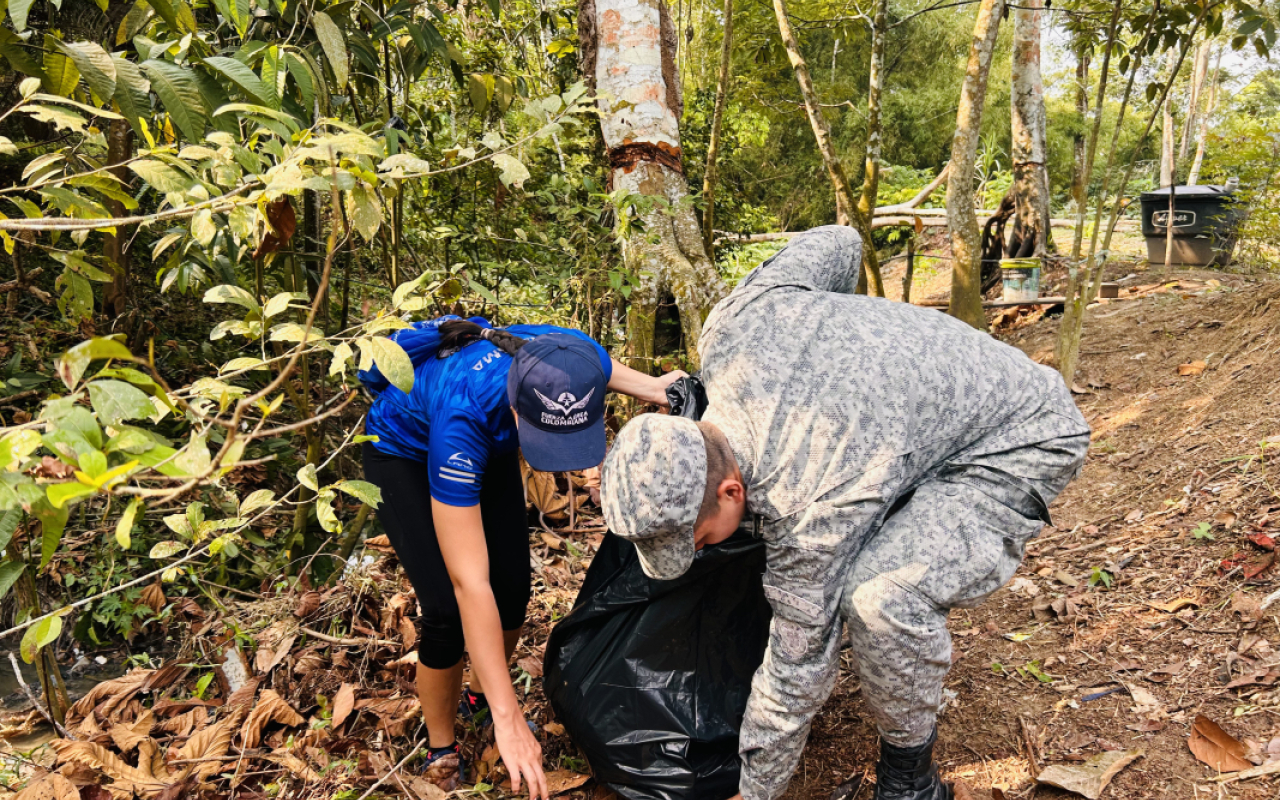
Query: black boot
875,729,953,800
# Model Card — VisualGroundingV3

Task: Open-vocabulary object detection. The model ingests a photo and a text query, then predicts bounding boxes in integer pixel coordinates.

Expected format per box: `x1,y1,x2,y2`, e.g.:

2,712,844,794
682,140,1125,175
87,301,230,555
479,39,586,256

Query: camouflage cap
601,414,706,581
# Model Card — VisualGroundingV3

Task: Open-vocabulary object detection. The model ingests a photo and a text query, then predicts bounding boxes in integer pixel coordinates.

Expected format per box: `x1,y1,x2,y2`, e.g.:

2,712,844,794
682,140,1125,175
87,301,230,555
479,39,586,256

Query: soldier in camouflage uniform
600,226,1090,800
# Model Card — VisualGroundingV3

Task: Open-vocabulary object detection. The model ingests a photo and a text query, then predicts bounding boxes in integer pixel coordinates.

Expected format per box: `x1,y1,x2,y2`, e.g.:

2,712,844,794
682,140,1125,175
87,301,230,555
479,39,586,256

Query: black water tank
1139,184,1244,266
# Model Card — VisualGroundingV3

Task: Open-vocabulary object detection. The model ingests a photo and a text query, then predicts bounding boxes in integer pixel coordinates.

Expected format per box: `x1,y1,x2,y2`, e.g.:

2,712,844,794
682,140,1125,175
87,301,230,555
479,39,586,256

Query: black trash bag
543,375,771,800
663,374,708,419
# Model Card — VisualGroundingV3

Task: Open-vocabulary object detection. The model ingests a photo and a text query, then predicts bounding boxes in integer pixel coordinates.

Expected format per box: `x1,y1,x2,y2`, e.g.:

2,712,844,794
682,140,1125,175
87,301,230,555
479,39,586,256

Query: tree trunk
1055,13,1201,382
1187,46,1221,186
1179,42,1210,163
1070,44,1090,211
701,0,734,255
772,0,885,296
1055,0,1123,375
945,0,1005,328
856,0,888,219
1010,0,1050,257
1159,54,1178,189
580,0,726,370
102,119,134,319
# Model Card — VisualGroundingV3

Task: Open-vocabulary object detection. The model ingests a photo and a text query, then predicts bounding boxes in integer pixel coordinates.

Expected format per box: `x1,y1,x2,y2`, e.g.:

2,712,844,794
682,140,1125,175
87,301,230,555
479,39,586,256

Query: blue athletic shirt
363,319,612,507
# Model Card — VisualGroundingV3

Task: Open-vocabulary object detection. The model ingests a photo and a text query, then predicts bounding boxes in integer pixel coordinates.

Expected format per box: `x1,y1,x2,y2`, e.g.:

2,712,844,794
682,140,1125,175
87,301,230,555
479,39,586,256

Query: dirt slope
784,269,1280,799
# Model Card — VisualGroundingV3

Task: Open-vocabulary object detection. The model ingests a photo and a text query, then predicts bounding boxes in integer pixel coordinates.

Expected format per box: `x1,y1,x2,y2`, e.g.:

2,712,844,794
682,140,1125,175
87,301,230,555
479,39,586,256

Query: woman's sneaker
422,742,466,791
459,688,491,727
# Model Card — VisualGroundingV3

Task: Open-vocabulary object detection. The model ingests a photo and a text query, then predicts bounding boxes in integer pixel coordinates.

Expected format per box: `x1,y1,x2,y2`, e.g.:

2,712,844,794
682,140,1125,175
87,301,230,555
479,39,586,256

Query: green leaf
0,430,40,474
0,562,25,602
116,497,142,548
333,480,381,508
0,29,46,78
202,55,275,107
142,58,207,142
369,337,414,393
492,154,530,189
313,11,348,89
203,283,260,311
468,73,493,115
46,481,96,508
263,291,305,318
240,489,275,514
42,35,81,98
58,336,132,391
87,379,153,425
53,40,116,101
20,615,62,664
129,159,194,195
149,540,185,559
26,105,86,133
315,488,340,533
9,0,35,33
32,498,68,570
0,510,18,553
112,55,152,137
284,51,316,113
296,463,319,492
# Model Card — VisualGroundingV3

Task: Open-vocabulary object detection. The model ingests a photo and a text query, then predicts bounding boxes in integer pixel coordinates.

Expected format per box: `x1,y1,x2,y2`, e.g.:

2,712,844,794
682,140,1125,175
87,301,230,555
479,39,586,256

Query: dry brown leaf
109,709,154,753
224,676,261,714
241,689,306,749
1190,715,1252,773
136,738,171,783
365,534,395,553
1231,591,1263,622
66,669,152,728
1036,750,1142,799
293,648,325,676
546,770,591,795
294,590,321,618
139,664,187,694
140,582,166,615
1216,511,1238,528
541,532,565,550
264,751,322,783
399,617,417,650
332,683,357,729
1149,597,1198,613
255,633,297,677
1178,360,1207,376
173,710,240,781
406,775,449,800
156,707,203,738
544,722,566,736
13,772,80,800
51,740,159,797
517,656,543,679
422,752,462,792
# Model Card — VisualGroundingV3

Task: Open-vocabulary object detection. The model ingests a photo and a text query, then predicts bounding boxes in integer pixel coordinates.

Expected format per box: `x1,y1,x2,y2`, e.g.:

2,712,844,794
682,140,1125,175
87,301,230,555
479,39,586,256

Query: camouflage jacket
697,226,1090,800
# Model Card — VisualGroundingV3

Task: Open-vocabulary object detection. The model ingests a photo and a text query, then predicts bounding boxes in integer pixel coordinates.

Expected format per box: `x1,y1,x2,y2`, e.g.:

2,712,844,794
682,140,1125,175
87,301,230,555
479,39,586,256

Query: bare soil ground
785,263,1280,800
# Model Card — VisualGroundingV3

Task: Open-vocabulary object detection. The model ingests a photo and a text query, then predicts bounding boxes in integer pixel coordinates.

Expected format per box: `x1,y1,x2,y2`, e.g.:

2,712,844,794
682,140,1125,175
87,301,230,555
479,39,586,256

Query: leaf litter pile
5,464,602,800
12,268,1280,800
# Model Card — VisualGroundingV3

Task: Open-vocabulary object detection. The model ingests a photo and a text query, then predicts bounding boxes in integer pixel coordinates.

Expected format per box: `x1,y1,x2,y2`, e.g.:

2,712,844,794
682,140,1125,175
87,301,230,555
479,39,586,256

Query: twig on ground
7,652,74,740
354,738,426,800
300,627,399,648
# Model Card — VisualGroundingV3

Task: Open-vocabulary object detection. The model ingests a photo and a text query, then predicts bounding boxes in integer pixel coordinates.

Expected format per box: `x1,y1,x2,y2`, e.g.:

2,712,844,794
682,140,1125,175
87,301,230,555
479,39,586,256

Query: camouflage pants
839,433,1089,747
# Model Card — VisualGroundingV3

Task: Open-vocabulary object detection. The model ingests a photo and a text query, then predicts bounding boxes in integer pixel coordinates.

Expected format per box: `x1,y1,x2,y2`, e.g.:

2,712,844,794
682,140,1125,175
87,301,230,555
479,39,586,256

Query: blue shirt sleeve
428,403,491,507
508,325,614,380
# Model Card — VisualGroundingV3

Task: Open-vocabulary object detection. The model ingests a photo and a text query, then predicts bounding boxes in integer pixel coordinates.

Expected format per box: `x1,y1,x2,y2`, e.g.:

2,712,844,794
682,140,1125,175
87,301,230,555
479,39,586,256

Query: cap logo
534,387,594,426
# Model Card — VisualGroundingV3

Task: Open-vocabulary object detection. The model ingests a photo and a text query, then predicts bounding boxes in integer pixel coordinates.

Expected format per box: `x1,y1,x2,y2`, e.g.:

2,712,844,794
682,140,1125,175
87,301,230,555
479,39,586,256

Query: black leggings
362,442,531,669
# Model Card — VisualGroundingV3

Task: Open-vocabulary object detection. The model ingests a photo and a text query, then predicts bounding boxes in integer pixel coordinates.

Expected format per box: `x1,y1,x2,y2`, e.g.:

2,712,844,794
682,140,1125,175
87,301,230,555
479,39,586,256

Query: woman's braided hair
437,319,528,358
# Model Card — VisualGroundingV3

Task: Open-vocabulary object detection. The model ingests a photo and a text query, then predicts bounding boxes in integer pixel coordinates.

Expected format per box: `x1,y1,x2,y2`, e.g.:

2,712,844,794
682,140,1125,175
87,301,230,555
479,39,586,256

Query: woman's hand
494,706,547,800
652,369,689,407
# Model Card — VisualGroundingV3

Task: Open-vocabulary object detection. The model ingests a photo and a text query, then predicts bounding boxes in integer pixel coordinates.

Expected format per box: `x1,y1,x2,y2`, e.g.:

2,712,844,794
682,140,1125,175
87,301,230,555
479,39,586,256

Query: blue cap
507,333,608,472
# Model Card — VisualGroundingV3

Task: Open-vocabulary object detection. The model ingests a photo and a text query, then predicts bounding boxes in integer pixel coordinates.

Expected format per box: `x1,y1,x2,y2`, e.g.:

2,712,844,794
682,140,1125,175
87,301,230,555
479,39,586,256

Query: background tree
579,0,726,368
